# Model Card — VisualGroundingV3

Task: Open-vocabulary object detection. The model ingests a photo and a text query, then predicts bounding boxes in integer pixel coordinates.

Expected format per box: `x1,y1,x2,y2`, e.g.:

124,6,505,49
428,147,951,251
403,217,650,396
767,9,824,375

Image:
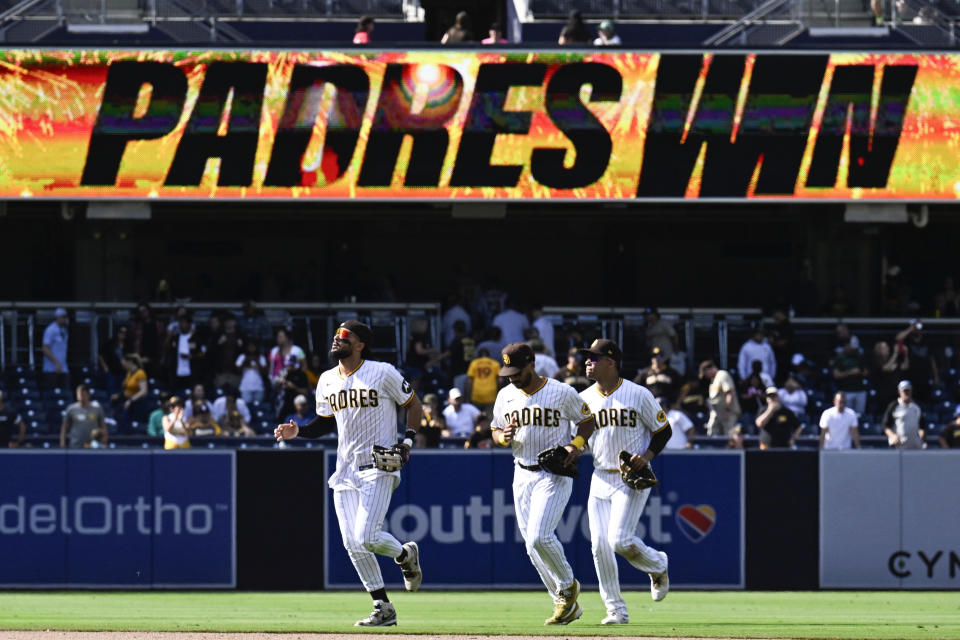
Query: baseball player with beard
492,342,598,626
274,320,423,627
580,339,672,625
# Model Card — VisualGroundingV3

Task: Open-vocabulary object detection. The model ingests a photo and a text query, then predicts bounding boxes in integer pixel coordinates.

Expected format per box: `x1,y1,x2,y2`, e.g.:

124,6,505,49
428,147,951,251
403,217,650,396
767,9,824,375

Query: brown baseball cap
579,338,622,364
499,342,535,376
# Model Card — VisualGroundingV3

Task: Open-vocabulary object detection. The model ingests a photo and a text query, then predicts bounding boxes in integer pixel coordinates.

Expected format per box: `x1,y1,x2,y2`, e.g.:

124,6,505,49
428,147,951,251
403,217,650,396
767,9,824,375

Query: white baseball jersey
581,379,669,469
492,377,594,466
316,360,414,488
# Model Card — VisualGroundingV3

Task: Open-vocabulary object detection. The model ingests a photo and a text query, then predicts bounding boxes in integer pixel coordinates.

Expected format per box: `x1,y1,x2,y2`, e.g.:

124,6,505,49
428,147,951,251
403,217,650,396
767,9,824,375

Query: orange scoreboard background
0,49,955,200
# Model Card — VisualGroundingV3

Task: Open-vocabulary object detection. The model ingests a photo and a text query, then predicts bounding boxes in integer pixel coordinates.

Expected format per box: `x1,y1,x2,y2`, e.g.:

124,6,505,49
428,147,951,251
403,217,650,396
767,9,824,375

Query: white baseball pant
588,470,667,615
513,467,575,598
333,470,403,591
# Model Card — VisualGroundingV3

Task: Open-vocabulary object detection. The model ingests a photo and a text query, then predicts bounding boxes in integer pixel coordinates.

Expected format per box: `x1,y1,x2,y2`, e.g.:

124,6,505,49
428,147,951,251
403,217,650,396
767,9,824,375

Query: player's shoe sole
354,601,397,627
545,602,582,625
650,550,669,602
396,541,422,592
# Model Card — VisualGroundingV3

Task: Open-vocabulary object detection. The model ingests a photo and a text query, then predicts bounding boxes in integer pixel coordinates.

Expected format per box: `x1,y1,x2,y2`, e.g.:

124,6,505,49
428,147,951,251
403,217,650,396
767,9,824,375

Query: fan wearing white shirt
442,388,481,438
819,391,860,450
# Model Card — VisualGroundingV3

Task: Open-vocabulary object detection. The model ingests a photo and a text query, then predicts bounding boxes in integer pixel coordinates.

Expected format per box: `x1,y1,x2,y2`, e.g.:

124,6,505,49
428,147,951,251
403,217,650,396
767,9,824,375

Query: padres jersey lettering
581,378,668,469
492,377,594,466
316,360,414,488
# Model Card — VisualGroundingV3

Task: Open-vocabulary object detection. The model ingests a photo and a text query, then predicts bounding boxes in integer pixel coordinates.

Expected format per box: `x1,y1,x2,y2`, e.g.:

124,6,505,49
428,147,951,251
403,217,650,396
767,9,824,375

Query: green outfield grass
0,590,958,638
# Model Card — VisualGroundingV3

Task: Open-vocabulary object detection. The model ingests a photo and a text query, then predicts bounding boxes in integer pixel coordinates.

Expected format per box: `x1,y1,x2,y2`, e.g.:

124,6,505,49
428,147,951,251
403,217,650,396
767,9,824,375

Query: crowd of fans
4,294,960,451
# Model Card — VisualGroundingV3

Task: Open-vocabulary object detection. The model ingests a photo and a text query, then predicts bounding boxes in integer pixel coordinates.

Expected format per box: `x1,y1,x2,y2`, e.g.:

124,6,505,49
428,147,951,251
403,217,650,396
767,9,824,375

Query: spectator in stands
162,396,190,450
645,308,677,359
482,21,507,44
831,340,868,416
466,412,493,448
442,387,480,438
465,347,500,415
834,323,860,354
897,321,939,402
41,307,70,389
447,320,475,383
188,402,222,438
700,359,741,437
766,307,794,384
285,394,313,429
737,327,776,382
939,406,960,448
819,391,860,450
558,9,590,45
493,299,529,345
132,302,165,377
635,346,682,403
934,276,960,317
240,300,272,345
442,294,472,348
184,383,208,420
677,374,709,421
0,390,25,448
269,327,305,384
882,380,925,449
441,11,474,44
777,374,808,418
739,360,772,417
531,338,559,378
99,324,129,397
275,354,310,422
212,387,251,428
417,393,445,448
147,395,169,438
200,313,223,384
237,339,268,405
167,311,201,390
593,20,621,45
406,317,446,387
61,384,107,449
661,397,694,449
475,326,505,362
871,340,907,410
304,351,324,389
113,353,149,428
353,15,374,44
213,314,244,391
755,386,803,449
554,348,591,392
530,306,555,356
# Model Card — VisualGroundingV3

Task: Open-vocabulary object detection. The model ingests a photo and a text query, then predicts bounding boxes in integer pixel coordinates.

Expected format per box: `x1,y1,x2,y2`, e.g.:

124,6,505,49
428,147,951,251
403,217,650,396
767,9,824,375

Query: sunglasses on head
335,327,353,342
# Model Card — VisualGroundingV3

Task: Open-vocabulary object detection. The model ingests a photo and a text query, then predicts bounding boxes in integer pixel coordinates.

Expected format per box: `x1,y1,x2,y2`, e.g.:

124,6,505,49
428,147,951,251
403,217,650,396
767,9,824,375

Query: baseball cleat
354,600,397,627
545,602,582,625
650,550,669,602
601,612,629,625
396,541,422,591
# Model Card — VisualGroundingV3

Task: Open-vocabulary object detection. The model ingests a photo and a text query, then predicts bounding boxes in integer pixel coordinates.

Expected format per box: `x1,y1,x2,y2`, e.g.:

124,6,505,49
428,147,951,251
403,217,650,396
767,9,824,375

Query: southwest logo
676,504,716,542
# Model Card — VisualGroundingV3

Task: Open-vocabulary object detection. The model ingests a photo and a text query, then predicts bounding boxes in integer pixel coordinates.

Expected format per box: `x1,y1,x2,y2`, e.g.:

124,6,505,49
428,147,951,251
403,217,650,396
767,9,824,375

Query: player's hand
562,444,581,466
501,419,517,444
274,420,299,442
627,453,648,471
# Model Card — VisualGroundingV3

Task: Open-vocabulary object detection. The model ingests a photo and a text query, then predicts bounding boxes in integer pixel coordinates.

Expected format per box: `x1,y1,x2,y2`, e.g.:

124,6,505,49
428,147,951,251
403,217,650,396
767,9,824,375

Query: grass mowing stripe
0,591,957,638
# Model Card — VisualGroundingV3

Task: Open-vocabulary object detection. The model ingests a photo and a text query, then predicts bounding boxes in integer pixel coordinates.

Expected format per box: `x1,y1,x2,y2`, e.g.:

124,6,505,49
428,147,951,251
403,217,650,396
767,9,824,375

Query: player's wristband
402,429,417,449
495,430,508,446
570,435,586,452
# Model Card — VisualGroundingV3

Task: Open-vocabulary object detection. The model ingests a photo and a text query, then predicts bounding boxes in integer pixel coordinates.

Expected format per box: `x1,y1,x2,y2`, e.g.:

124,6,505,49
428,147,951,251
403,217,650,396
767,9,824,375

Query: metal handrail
703,0,793,44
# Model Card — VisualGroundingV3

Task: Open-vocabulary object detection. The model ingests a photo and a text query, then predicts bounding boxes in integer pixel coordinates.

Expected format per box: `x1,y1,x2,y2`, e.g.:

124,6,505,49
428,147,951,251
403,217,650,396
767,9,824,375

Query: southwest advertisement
0,49,954,201
324,450,744,589
0,451,236,588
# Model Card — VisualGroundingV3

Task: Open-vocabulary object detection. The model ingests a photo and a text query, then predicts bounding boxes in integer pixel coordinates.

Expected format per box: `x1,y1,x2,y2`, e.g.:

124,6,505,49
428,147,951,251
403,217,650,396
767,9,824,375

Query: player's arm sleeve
315,384,334,418
490,395,504,430
298,414,337,439
647,424,672,457
641,390,672,457
561,386,594,425
383,366,416,407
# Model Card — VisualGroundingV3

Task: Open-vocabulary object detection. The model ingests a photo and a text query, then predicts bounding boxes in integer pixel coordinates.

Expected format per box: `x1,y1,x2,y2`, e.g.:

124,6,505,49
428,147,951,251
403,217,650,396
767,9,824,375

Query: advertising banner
324,449,743,589
0,49,952,201
820,450,960,588
0,450,236,588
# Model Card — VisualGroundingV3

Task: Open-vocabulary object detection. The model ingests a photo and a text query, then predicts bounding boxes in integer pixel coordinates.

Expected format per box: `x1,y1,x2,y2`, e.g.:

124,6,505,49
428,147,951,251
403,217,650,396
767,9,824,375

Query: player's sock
370,588,389,602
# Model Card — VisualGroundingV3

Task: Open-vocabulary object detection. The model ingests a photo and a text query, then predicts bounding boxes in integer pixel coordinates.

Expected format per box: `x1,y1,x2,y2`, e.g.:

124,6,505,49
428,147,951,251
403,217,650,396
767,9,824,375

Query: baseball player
491,342,597,626
580,339,673,625
274,320,423,627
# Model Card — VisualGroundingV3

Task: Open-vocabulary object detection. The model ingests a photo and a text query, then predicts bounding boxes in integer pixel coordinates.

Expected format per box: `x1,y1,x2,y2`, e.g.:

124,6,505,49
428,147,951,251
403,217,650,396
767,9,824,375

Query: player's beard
330,342,352,360
510,368,534,389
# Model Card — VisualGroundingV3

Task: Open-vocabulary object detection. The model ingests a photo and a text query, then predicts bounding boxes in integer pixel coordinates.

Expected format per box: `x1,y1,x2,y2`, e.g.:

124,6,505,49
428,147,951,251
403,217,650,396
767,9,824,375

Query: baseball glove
537,446,579,479
618,451,657,490
372,443,410,472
